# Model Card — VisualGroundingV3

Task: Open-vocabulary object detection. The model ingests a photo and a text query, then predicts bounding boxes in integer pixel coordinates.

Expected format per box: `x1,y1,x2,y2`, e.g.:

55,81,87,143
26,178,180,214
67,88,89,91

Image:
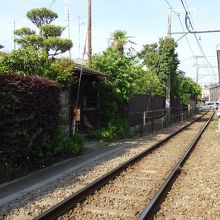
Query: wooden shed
60,64,106,134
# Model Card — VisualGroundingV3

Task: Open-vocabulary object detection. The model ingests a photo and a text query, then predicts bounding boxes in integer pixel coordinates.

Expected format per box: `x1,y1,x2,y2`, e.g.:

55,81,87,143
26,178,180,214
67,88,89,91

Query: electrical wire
0,16,25,28
177,13,195,57
164,0,216,83
183,0,197,29
164,0,179,16
181,0,217,82
49,0,56,9
75,30,88,109
164,0,195,57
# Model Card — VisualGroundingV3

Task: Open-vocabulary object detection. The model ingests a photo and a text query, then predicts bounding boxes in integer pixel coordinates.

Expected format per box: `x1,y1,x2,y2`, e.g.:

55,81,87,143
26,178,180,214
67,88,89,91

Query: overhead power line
180,0,217,82
164,0,195,57
164,0,178,16
183,0,197,30
176,13,195,56
0,16,25,29
49,0,56,9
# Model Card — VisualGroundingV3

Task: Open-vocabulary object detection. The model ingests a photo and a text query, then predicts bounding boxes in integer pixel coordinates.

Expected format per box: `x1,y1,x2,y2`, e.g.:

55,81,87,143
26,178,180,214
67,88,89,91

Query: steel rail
35,112,208,220
138,111,214,220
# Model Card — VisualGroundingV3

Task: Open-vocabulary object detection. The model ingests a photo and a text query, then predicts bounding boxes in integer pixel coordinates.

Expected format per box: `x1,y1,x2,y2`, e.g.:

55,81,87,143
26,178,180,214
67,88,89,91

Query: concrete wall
60,89,71,134
210,86,220,101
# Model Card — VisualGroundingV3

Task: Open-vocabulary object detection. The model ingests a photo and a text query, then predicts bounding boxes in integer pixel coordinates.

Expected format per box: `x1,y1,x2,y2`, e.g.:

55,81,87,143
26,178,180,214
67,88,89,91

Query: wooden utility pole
88,0,92,64
216,43,220,85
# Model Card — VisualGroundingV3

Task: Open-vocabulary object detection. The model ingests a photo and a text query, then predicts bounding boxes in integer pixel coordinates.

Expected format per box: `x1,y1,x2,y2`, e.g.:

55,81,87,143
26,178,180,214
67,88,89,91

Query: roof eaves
75,63,107,77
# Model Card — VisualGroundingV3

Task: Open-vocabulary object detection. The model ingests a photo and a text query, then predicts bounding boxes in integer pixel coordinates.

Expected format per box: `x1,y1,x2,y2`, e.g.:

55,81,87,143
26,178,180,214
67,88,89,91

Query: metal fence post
141,111,145,136
151,112,154,132
141,113,145,136
161,116,164,130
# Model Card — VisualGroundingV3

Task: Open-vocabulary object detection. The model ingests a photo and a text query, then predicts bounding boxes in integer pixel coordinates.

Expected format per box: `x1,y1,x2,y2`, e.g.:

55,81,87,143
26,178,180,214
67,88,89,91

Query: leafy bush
0,46,48,76
0,74,60,167
64,132,84,154
52,128,84,156
0,49,75,88
46,58,75,87
90,47,137,103
91,119,130,141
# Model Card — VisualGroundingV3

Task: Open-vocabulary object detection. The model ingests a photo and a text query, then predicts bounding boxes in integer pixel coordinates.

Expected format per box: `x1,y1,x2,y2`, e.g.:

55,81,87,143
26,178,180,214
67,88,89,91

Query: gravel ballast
1,121,188,220
1,113,217,220
60,114,211,219
155,115,220,220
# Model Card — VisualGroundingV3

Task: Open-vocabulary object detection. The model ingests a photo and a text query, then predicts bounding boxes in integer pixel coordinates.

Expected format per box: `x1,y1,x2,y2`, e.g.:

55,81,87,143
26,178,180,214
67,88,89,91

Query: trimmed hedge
0,74,61,167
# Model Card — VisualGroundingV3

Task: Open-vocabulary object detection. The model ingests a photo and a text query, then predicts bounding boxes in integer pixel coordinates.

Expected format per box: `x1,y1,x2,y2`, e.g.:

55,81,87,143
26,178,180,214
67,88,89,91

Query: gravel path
155,115,220,220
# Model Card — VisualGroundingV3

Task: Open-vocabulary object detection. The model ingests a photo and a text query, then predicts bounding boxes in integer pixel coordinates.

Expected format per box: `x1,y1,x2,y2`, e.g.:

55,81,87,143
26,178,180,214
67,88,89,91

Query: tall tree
1,8,74,87
139,37,179,96
91,47,137,102
14,7,72,58
27,8,58,29
178,75,201,105
108,30,135,54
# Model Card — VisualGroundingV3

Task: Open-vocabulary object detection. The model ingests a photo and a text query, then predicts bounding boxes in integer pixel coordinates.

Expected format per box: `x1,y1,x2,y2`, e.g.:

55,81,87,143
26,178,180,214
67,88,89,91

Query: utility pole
78,16,81,58
216,43,220,85
194,55,200,83
193,55,203,83
88,0,92,64
166,8,172,125
167,8,172,38
13,21,16,50
196,65,200,83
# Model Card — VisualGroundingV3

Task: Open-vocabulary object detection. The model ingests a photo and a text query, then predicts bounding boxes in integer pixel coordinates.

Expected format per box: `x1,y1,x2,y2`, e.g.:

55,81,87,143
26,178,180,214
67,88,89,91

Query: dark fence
127,94,191,134
127,94,165,126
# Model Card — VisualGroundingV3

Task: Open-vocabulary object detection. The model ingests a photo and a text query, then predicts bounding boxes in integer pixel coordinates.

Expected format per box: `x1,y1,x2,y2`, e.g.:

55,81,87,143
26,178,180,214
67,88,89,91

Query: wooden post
151,112,154,132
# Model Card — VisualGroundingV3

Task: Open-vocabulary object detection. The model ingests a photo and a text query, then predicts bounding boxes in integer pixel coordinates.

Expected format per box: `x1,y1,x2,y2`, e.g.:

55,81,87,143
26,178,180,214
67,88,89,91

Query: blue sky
1,0,220,85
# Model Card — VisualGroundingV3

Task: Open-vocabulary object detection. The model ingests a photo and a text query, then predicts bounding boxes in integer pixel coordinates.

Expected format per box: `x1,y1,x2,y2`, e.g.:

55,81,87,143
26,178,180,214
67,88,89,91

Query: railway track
35,111,214,220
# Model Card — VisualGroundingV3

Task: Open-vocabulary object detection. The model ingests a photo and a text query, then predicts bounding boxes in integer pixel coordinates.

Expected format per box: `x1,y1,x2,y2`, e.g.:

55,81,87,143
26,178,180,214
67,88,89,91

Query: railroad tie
84,204,138,217
100,192,146,201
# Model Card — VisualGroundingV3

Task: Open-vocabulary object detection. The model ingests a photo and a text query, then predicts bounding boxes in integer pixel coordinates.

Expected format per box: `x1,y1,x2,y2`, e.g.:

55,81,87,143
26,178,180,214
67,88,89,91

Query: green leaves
47,58,75,87
178,76,201,105
14,7,72,59
14,27,36,37
133,68,165,96
1,7,74,87
40,24,64,38
45,38,73,57
15,35,45,49
108,30,135,54
0,46,48,76
91,47,136,102
139,37,180,97
26,7,58,28
0,74,61,169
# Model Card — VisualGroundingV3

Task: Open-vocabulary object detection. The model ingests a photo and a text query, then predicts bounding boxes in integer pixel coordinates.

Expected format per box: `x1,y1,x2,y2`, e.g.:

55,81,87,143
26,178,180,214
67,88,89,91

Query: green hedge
0,74,61,167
